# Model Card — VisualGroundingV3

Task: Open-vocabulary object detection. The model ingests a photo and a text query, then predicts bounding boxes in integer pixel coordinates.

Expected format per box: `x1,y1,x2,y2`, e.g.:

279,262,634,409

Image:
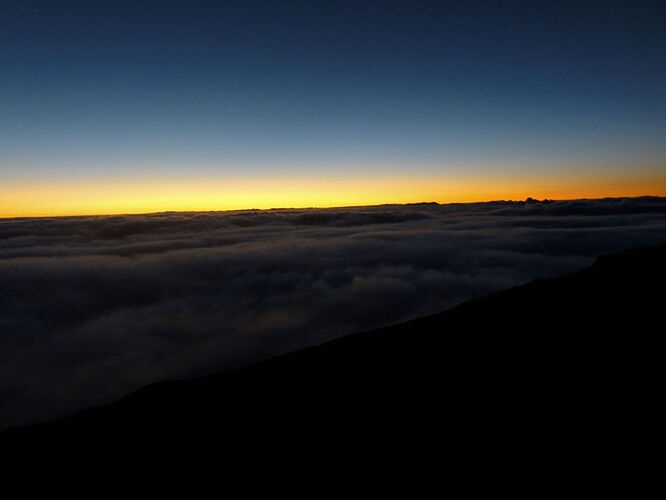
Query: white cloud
1,196,666,428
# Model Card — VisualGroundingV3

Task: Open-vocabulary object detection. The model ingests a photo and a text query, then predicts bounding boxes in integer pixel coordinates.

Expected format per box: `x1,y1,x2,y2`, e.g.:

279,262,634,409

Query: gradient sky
2,0,666,216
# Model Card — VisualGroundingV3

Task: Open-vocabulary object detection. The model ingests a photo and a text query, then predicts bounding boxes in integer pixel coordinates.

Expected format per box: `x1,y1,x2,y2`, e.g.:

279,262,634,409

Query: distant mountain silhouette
3,243,666,498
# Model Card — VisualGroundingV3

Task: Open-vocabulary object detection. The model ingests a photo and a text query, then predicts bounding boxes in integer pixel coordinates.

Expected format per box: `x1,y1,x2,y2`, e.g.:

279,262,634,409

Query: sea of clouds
2,196,666,428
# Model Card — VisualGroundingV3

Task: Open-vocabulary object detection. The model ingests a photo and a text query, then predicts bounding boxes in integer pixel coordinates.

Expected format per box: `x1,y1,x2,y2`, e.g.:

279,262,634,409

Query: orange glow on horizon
2,171,666,218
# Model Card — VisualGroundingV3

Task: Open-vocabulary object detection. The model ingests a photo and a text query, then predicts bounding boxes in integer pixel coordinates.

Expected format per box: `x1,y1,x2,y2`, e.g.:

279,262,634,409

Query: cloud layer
2,196,666,428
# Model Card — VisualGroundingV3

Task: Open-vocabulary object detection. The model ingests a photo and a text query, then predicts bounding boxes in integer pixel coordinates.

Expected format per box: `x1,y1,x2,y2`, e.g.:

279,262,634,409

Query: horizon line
2,194,664,221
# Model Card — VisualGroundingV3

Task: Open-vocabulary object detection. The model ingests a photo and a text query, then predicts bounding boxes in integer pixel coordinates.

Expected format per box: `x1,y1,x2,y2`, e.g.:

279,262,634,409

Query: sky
2,0,666,216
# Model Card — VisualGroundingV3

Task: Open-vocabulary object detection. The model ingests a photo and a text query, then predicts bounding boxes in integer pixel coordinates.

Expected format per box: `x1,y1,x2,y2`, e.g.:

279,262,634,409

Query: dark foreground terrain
2,243,665,498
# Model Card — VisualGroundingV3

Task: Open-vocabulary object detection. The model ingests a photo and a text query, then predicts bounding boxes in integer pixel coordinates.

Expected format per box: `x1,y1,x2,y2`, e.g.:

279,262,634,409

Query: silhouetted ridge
3,244,666,498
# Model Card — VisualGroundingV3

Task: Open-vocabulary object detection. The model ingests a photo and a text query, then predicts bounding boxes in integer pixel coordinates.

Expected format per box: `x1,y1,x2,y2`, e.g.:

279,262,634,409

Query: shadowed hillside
2,243,666,498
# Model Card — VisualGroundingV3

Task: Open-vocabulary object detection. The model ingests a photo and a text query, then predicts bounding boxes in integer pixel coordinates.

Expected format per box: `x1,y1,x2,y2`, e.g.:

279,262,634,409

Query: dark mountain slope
2,244,666,498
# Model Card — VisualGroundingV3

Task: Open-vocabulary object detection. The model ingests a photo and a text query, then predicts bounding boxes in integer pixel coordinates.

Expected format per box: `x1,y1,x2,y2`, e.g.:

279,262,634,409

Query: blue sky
2,1,665,214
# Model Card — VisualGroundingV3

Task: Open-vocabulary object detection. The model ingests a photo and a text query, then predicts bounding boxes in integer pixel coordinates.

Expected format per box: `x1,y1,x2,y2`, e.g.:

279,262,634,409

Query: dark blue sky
2,1,666,214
